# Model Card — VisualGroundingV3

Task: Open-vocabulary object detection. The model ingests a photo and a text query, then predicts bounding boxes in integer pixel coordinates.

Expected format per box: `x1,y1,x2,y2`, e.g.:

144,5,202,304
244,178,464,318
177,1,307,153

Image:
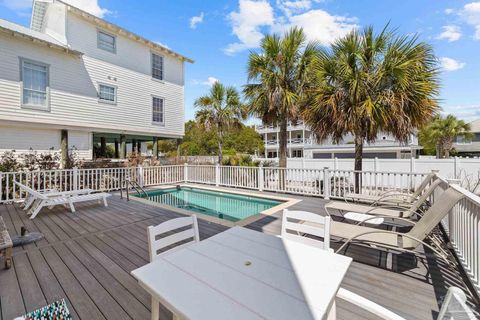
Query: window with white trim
151,53,164,80
21,59,49,108
97,30,116,53
98,84,116,103
152,97,164,124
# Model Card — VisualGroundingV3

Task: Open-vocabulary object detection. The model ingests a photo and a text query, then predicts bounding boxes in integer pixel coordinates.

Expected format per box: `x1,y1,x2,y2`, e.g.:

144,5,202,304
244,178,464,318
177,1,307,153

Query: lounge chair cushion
344,193,413,205
326,201,408,217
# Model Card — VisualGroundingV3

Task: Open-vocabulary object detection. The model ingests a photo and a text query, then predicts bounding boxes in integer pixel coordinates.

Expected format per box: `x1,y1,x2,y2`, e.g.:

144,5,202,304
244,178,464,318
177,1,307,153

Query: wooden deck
0,190,477,320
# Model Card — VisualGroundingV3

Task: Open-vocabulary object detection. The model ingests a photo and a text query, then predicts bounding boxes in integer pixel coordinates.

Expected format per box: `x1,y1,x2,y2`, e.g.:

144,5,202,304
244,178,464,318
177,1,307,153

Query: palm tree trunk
354,135,363,193
278,119,288,168
218,130,223,164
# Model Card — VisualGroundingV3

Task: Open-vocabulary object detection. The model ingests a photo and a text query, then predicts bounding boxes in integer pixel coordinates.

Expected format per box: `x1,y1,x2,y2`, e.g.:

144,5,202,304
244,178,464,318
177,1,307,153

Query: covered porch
91,133,180,160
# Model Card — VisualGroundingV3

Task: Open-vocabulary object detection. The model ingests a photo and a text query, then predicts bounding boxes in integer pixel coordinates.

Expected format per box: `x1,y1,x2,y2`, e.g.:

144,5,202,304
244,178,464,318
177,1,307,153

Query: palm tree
302,25,440,190
194,82,244,164
420,115,472,158
244,27,319,168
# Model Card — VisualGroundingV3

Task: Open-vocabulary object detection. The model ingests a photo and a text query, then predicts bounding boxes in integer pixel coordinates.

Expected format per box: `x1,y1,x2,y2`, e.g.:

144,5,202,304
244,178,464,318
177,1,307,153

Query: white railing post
258,164,264,192
215,164,220,186
137,166,144,188
184,163,188,183
323,167,330,200
454,156,459,179
73,167,79,190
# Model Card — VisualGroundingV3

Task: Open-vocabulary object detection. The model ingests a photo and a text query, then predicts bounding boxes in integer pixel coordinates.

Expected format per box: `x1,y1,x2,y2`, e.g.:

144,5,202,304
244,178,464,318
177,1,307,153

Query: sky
1,0,480,123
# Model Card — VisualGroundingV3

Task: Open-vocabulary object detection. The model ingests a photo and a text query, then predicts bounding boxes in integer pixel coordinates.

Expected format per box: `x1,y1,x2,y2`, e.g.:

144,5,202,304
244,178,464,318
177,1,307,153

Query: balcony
0,166,478,319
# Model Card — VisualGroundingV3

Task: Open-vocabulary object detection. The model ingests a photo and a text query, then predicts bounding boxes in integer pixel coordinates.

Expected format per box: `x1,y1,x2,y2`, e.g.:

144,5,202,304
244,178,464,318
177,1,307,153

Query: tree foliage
302,25,440,174
244,27,319,168
419,114,472,158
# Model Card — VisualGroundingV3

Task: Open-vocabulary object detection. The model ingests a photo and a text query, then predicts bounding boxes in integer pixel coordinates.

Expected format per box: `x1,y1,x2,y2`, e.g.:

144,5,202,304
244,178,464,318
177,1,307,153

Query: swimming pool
135,187,284,222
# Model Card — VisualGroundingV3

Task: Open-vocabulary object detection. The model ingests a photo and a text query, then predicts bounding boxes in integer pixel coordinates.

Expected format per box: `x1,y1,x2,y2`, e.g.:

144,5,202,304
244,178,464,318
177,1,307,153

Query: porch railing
0,164,478,296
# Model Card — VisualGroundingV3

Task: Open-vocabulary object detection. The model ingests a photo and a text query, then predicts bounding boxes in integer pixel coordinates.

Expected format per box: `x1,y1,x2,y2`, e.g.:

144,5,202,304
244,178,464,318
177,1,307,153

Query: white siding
0,125,92,159
0,32,184,137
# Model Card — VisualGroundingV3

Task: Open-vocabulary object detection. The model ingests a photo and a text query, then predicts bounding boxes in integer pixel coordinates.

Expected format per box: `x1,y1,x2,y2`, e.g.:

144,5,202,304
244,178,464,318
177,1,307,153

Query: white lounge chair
331,187,464,262
344,171,438,206
326,178,443,222
336,286,476,320
281,209,331,251
22,187,94,210
147,215,200,320
14,182,110,219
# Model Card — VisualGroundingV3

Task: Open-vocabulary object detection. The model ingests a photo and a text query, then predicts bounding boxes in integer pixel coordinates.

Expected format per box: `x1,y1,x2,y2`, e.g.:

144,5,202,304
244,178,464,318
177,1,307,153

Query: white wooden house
0,0,192,162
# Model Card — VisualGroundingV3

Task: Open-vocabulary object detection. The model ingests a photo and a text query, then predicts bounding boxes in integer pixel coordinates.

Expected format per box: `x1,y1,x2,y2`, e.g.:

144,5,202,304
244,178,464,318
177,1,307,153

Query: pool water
135,187,283,222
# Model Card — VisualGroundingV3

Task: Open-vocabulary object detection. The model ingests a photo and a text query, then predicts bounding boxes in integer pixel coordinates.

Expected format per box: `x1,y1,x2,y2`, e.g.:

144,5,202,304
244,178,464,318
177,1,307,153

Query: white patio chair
336,286,476,320
147,215,200,262
281,209,331,251
147,215,200,320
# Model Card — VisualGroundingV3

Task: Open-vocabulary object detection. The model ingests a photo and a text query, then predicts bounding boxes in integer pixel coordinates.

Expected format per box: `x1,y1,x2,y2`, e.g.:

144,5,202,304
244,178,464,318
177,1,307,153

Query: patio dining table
131,226,352,320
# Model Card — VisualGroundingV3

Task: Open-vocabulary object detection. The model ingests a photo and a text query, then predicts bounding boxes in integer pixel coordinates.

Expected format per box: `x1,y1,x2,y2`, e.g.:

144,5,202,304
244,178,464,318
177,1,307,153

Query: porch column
152,137,159,160
137,141,142,154
119,134,126,159
100,137,106,157
132,139,137,153
114,139,119,158
60,129,68,168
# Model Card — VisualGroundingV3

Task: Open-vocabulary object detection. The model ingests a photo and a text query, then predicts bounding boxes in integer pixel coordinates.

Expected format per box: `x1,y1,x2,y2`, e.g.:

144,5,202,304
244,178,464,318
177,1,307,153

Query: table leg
326,300,337,320
151,297,159,320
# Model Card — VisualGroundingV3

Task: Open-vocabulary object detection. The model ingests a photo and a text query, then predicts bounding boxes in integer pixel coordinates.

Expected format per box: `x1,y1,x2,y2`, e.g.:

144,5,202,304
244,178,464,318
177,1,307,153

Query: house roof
31,0,194,63
0,18,82,55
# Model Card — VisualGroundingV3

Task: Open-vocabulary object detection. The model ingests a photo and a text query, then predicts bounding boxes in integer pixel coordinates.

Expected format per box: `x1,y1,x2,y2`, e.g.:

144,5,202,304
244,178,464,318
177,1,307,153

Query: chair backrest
14,181,47,200
281,209,331,250
405,187,464,247
147,215,200,261
412,172,437,198
406,178,443,216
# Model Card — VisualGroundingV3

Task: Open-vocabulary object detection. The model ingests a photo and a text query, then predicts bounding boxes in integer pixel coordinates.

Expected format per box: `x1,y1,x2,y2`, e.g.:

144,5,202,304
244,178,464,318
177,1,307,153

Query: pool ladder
120,177,148,201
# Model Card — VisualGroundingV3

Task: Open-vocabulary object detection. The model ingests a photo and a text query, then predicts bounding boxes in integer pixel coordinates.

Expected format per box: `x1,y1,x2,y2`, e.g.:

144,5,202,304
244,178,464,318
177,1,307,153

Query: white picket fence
0,164,479,296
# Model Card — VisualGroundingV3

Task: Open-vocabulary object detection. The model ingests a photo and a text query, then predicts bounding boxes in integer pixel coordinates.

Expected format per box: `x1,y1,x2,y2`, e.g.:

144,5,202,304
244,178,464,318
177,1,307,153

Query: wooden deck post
100,137,106,158
60,129,68,169
120,134,126,159
152,137,159,160
114,139,119,158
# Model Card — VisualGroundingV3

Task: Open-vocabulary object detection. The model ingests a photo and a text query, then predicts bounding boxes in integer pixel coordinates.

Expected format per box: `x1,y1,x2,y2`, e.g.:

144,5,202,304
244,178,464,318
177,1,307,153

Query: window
97,30,116,53
21,59,49,109
152,96,164,124
98,84,116,103
292,150,303,158
151,53,164,80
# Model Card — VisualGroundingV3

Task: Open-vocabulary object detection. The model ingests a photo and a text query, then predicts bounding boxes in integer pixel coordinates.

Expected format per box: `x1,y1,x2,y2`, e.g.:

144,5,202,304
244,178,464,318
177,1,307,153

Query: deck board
0,190,478,320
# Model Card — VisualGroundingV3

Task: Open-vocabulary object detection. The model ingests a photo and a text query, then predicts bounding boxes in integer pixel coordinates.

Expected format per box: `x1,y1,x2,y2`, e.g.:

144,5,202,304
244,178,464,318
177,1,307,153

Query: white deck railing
0,164,479,296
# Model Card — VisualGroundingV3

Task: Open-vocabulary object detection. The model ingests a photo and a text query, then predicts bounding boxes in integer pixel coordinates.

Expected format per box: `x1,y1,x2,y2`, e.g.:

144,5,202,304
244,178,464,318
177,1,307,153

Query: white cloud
1,0,31,11
154,41,170,49
461,2,480,39
445,8,454,14
63,0,110,18
442,105,480,122
224,0,275,55
440,57,466,71
190,12,204,29
193,77,219,86
1,0,110,18
225,0,357,54
274,9,358,45
437,25,462,42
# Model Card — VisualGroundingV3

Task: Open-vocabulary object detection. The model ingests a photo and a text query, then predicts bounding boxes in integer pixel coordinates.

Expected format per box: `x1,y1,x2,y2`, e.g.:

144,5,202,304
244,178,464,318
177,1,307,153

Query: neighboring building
453,119,480,157
256,121,421,159
0,0,192,162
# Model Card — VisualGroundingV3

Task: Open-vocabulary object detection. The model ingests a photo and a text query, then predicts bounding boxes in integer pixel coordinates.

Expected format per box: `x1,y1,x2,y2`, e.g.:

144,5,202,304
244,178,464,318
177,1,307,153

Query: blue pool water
136,187,283,222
